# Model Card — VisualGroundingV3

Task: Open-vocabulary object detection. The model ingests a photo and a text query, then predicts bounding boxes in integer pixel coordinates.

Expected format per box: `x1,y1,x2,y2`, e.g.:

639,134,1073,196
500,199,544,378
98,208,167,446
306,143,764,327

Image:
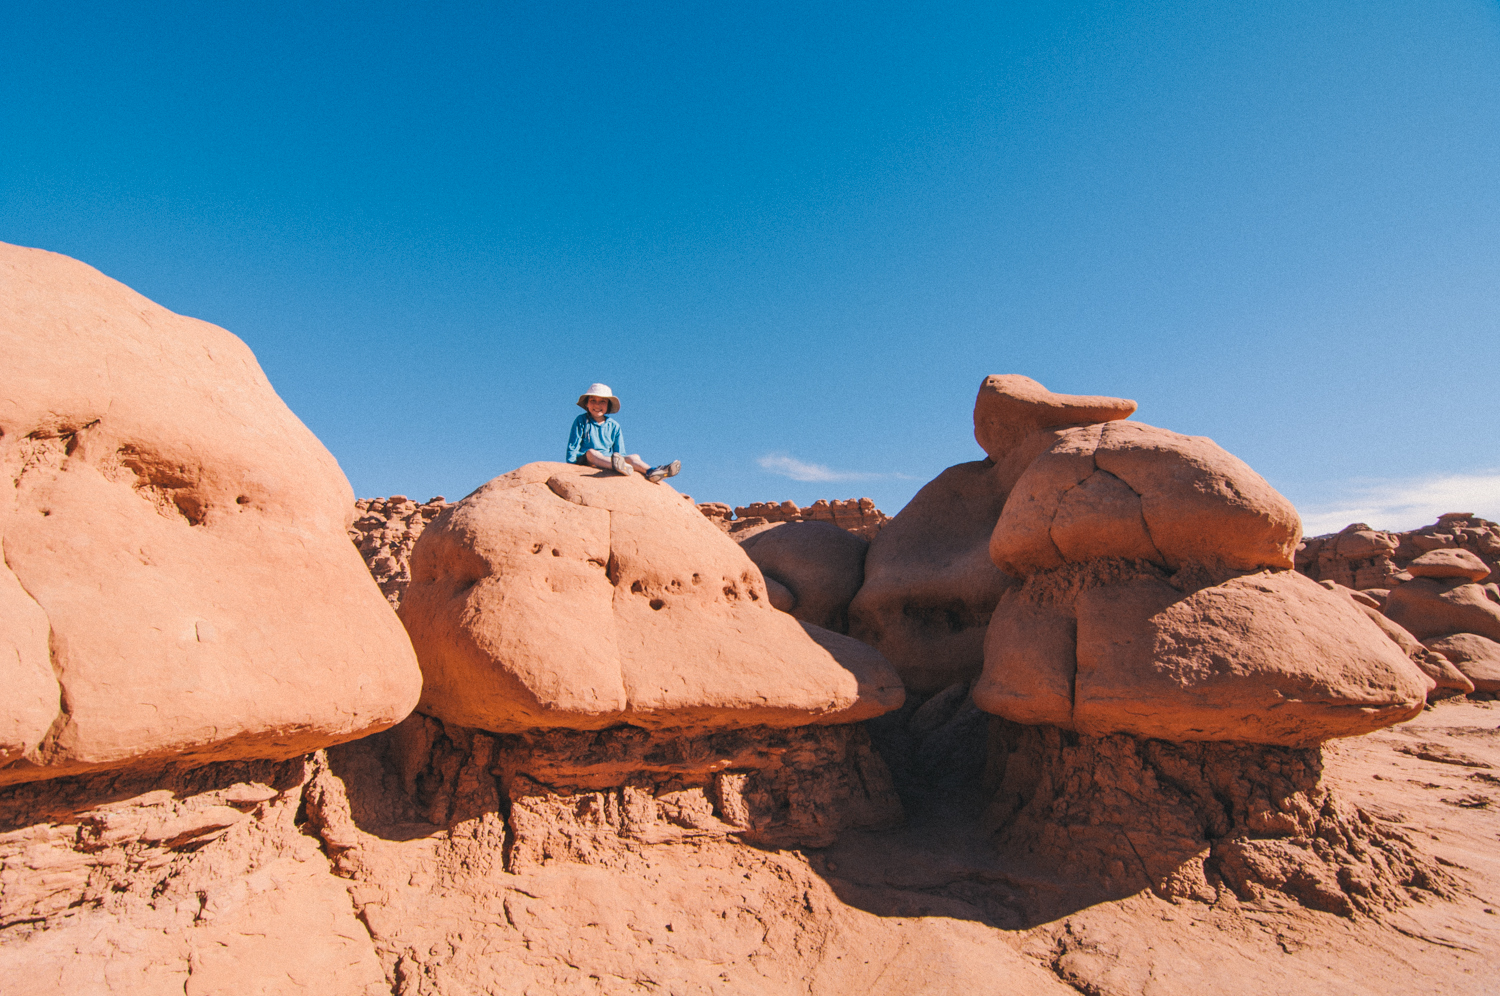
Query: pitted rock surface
400,462,904,733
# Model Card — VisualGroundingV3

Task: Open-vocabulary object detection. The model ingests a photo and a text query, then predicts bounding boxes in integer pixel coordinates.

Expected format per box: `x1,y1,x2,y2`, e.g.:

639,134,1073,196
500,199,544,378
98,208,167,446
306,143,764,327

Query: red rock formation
1298,516,1500,697
7,253,1496,995
1296,514,1500,591
966,376,1428,745
0,241,420,787
1319,581,1475,698
701,497,891,541
734,520,868,633
975,561,1428,745
983,720,1455,917
399,462,904,733
850,460,1017,694
349,494,449,607
991,421,1301,575
973,374,1137,463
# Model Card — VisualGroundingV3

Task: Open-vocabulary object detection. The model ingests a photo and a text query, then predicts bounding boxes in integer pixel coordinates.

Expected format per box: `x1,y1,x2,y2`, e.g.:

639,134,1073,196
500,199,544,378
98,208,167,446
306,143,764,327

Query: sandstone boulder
1320,582,1474,697
991,421,1301,576
976,587,1075,727
1423,633,1500,693
1075,570,1428,745
400,462,903,732
972,374,1136,462
1337,528,1400,560
0,242,421,786
0,543,58,765
1407,548,1492,582
975,566,1430,746
736,520,867,632
1383,578,1500,643
848,460,1016,694
765,576,797,612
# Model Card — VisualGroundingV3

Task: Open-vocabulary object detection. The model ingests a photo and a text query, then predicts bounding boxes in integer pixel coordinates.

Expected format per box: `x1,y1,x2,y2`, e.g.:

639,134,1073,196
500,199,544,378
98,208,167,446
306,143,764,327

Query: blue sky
4,2,1498,532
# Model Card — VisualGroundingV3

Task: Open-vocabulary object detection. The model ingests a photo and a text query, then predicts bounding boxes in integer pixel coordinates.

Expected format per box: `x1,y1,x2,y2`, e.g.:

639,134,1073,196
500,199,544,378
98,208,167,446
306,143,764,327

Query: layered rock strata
0,242,421,787
376,713,902,862
0,755,390,994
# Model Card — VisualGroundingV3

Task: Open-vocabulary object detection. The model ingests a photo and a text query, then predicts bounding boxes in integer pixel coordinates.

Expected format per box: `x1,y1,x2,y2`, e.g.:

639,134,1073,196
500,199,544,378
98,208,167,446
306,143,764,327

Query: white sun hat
577,382,621,414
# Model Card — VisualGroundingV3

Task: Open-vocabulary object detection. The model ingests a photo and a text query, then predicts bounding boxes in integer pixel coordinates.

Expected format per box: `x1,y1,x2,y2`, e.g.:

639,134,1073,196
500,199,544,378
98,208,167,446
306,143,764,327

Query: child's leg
584,450,614,470
625,454,650,473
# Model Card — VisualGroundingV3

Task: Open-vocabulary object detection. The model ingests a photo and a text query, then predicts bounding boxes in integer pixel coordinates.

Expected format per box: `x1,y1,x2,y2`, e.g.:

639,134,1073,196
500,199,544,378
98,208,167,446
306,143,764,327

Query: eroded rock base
0,757,388,995
362,715,902,868
984,720,1457,915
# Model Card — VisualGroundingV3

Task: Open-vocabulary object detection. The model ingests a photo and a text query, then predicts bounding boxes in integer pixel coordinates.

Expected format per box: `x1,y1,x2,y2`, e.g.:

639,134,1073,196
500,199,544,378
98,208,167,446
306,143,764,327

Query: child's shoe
611,453,631,476
646,460,681,484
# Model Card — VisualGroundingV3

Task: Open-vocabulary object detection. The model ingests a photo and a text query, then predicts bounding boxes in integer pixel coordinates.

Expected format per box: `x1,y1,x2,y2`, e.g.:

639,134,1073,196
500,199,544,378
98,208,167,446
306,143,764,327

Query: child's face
585,396,609,420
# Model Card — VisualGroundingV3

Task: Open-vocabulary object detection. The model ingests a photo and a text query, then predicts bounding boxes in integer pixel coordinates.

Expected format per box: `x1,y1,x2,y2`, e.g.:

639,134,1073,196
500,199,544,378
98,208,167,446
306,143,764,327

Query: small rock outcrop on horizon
349,494,449,607
1296,515,1500,696
0,242,421,787
700,496,890,541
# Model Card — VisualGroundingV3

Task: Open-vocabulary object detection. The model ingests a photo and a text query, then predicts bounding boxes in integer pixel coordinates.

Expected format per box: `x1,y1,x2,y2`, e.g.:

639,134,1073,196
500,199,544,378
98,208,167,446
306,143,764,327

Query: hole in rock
649,598,665,610
551,548,560,557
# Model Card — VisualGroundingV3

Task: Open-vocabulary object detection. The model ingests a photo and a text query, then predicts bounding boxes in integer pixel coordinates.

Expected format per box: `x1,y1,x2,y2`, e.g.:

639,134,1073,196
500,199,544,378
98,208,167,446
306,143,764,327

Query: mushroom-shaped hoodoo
400,462,904,733
971,381,1429,746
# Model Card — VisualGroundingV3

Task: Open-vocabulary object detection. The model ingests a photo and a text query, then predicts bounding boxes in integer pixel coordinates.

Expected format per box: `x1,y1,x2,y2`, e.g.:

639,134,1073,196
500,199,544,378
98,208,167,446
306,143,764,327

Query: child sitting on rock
565,383,681,483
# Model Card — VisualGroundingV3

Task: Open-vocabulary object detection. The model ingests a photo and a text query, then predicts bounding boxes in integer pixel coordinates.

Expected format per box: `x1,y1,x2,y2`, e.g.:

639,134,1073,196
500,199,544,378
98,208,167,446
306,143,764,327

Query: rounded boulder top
972,374,1137,463
399,461,903,733
1407,548,1492,582
0,241,422,785
990,420,1302,576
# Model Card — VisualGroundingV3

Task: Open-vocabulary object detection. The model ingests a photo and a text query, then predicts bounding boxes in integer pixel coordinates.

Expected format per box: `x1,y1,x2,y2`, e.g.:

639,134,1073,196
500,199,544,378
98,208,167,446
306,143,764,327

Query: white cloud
757,453,913,483
1296,470,1500,536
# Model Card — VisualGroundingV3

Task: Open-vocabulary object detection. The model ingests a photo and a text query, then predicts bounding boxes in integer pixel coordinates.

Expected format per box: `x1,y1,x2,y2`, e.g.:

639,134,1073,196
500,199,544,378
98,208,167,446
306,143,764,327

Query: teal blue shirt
566,413,624,463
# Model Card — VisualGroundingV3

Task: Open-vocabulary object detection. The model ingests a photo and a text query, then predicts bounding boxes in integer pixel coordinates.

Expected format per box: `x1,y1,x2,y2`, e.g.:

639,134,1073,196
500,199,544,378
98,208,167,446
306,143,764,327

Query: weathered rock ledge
982,719,1456,917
